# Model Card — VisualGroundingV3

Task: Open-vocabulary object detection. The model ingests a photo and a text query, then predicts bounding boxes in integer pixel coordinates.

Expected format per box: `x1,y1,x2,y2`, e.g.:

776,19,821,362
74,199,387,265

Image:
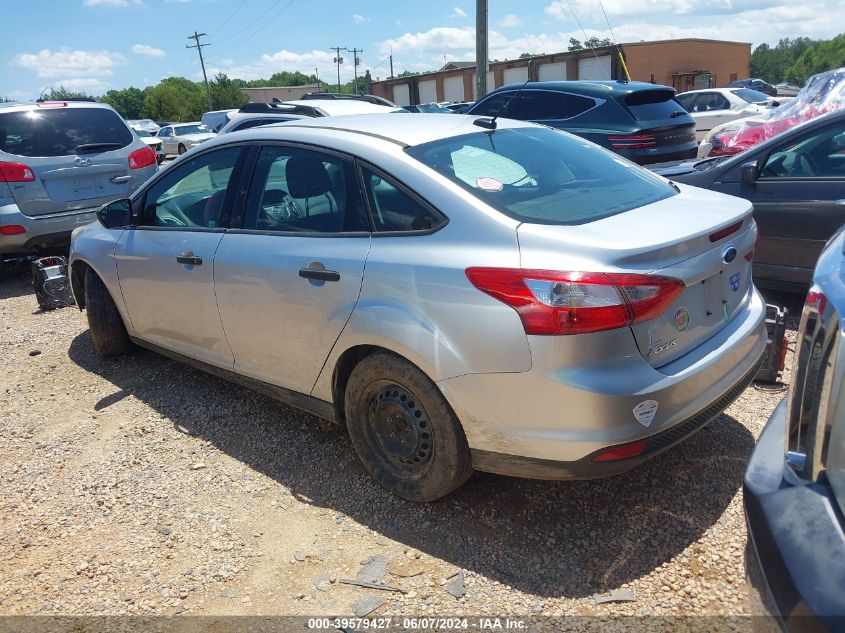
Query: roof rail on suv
300,92,397,107
36,97,98,103
239,102,325,117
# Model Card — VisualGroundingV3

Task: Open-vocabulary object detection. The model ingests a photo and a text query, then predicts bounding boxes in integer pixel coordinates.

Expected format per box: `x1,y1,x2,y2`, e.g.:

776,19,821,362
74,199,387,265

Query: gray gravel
0,266,800,618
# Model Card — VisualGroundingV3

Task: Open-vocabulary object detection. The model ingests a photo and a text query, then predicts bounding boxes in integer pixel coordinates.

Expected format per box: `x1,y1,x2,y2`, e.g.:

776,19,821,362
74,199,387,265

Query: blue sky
3,0,843,99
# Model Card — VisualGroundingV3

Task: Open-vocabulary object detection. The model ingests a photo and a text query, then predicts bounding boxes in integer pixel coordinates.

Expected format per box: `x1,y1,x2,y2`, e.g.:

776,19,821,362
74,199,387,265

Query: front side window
362,168,444,232
407,127,676,225
142,146,241,228
243,146,368,233
158,127,171,137
0,107,132,157
761,122,845,179
514,91,596,120
470,93,517,118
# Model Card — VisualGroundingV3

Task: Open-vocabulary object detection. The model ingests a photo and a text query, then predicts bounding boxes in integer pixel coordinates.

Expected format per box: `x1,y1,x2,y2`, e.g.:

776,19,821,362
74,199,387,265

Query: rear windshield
0,107,132,157
622,90,686,121
406,127,676,225
175,124,211,135
731,88,771,104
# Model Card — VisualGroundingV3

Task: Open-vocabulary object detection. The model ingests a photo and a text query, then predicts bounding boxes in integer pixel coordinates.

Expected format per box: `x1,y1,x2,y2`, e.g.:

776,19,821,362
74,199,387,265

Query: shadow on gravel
68,331,754,599
0,267,35,300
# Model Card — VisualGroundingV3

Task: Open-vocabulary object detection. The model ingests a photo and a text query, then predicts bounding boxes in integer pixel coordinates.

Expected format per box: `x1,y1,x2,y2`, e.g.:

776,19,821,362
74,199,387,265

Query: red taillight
0,162,35,182
465,268,686,335
0,225,26,235
709,221,743,243
806,289,827,314
606,133,657,149
128,146,156,170
592,439,647,463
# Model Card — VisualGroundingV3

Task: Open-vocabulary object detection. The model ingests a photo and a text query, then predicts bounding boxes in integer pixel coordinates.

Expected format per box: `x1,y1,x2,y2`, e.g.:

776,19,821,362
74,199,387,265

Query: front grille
643,356,763,455
786,295,839,479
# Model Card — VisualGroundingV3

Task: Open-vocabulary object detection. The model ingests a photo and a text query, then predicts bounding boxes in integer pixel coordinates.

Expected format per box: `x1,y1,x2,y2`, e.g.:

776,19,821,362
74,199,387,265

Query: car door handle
298,267,340,282
110,175,131,184
176,250,202,265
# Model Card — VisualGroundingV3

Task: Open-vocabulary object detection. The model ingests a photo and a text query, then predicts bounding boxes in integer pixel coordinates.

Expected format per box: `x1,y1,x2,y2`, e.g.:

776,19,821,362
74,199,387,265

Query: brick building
368,38,750,106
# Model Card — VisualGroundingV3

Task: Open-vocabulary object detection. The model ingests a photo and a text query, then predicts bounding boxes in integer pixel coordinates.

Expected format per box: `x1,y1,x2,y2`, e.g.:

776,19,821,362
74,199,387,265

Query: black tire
344,352,473,502
177,144,187,155
84,267,133,357
0,254,6,279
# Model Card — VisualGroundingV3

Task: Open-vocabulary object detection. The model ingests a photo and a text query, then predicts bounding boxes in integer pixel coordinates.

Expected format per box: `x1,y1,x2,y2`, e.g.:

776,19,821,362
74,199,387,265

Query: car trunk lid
517,184,756,368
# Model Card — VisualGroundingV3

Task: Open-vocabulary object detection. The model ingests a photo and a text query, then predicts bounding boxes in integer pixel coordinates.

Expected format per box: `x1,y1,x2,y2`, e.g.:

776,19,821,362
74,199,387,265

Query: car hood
649,156,728,178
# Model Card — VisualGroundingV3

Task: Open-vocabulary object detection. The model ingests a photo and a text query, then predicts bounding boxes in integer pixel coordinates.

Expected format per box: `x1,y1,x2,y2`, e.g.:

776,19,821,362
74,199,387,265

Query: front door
115,145,245,368
214,144,372,394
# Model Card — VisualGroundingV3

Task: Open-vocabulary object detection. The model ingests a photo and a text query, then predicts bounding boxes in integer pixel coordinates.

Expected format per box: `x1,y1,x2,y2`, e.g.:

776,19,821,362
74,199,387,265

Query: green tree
141,77,205,122
585,37,613,49
209,73,248,110
785,34,845,85
751,37,817,84
100,86,146,118
42,85,92,100
568,38,583,51
519,52,547,59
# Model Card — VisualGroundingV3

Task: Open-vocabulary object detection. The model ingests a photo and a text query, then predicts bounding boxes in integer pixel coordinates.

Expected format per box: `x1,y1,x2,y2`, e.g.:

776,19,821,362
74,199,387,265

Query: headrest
286,154,331,199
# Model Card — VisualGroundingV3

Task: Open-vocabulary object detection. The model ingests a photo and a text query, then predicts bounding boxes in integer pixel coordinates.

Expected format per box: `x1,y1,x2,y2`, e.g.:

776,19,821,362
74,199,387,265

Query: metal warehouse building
368,38,750,106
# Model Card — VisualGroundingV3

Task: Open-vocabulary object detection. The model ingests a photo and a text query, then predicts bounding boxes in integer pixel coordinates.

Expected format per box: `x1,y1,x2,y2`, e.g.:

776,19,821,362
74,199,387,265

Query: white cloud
206,49,354,83
451,6,467,18
353,14,369,24
14,48,127,79
498,14,523,28
131,44,165,58
83,0,143,6
55,78,108,93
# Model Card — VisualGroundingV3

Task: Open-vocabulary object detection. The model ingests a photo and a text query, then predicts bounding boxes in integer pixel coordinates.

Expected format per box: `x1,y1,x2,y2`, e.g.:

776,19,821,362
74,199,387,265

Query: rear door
0,104,146,216
716,118,845,286
214,144,371,395
115,144,246,368
689,92,733,140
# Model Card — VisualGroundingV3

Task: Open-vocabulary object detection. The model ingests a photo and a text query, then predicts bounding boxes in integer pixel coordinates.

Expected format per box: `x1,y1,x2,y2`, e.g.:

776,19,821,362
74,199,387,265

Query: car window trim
132,143,250,231
232,140,371,237
356,160,449,237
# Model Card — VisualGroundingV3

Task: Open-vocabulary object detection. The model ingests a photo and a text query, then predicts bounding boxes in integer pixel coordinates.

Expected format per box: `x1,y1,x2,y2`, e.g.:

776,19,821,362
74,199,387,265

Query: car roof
172,122,203,127
0,100,119,113
281,99,404,116
227,112,313,123
490,80,673,98
677,88,738,95
253,112,535,147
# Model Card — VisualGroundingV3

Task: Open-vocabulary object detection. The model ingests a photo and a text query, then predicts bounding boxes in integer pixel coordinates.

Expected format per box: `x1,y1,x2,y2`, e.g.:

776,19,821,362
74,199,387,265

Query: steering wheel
260,191,303,227
794,151,819,176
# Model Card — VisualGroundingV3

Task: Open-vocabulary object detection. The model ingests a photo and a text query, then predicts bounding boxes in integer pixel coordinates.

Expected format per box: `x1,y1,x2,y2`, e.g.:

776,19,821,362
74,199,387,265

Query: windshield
731,88,771,104
133,128,151,137
175,124,211,136
406,127,676,225
0,108,132,157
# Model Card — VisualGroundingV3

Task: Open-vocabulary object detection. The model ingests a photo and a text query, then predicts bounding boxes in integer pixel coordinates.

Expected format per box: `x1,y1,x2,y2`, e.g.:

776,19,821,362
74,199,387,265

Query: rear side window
407,127,676,225
470,93,517,117
622,90,686,121
514,91,596,120
361,167,445,232
0,107,133,157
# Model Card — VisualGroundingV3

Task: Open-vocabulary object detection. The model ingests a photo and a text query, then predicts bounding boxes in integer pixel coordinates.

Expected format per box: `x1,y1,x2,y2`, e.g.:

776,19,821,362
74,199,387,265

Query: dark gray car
652,109,845,292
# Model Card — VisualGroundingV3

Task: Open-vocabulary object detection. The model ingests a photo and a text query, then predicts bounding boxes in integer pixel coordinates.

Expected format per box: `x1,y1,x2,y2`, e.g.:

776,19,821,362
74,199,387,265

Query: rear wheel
84,267,133,357
177,144,187,155
344,352,473,502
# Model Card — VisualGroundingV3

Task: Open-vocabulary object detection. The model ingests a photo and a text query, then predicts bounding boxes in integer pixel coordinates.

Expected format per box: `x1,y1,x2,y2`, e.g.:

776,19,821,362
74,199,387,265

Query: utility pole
475,0,488,100
389,47,394,79
187,31,213,111
331,46,345,92
346,47,363,95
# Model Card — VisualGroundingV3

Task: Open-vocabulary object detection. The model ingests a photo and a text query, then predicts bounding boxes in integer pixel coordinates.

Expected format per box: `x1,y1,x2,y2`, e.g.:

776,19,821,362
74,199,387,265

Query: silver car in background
156,122,216,156
0,100,158,274
69,114,766,501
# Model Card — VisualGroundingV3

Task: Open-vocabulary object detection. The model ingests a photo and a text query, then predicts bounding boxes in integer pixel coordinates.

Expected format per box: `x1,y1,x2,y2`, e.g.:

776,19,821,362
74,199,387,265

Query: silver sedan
156,122,216,156
68,114,766,501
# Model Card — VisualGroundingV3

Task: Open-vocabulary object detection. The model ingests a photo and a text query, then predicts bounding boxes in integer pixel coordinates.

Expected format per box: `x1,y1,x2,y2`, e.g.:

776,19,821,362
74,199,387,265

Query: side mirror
97,198,132,229
741,161,759,185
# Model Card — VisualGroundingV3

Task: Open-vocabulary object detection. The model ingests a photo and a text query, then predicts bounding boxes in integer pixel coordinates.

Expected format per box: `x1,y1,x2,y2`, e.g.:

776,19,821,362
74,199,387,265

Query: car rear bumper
0,204,98,254
438,286,767,478
744,398,845,630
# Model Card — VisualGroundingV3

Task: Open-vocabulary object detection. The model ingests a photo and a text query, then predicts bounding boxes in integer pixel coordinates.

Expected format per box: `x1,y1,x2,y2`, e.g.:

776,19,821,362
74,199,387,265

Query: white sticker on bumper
633,400,658,427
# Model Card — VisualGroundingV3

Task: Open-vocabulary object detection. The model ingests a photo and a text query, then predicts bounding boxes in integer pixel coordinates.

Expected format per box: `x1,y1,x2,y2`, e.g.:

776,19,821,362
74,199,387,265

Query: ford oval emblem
722,246,738,264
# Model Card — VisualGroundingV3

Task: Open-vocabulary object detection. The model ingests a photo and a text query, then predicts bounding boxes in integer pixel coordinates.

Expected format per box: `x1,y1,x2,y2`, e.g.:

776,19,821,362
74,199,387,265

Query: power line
214,0,296,58
212,0,249,36
562,0,609,78
596,0,630,80
187,31,213,110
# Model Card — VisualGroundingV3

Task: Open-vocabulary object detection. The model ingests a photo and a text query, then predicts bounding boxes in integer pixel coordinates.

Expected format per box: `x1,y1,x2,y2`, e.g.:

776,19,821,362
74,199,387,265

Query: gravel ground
0,264,802,621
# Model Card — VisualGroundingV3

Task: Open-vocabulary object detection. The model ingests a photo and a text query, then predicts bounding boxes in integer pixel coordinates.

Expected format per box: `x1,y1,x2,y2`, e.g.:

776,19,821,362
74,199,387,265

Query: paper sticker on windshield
633,400,658,428
476,177,503,192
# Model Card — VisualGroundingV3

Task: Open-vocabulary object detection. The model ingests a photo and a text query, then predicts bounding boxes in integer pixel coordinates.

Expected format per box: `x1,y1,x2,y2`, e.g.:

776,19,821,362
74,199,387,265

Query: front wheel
344,352,473,502
177,144,187,155
84,267,133,357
